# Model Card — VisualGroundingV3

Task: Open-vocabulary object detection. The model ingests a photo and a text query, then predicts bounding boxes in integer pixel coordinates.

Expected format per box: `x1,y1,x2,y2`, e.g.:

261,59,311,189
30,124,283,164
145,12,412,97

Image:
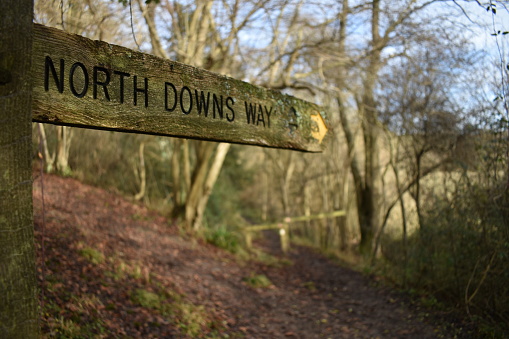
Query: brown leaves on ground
33,174,456,338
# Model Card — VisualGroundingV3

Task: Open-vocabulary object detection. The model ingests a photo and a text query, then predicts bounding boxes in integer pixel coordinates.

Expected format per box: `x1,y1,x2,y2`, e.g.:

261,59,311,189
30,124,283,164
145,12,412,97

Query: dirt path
33,174,455,338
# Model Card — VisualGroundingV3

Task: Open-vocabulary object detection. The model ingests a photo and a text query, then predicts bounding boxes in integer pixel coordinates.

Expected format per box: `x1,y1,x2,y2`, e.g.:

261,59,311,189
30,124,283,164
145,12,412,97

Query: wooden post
0,0,39,337
244,230,253,250
279,224,290,254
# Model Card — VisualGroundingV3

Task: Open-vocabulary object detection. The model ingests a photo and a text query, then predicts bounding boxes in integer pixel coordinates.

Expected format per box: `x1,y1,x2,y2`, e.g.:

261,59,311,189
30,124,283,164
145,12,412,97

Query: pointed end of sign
310,112,328,144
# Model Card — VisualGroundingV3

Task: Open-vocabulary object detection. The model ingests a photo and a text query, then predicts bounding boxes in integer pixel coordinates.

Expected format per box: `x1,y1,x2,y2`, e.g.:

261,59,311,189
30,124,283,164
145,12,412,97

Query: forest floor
33,173,470,338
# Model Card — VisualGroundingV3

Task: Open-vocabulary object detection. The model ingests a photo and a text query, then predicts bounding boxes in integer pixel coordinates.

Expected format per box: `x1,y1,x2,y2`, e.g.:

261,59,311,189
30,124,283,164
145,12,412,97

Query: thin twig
130,0,141,50
465,252,496,315
60,0,65,30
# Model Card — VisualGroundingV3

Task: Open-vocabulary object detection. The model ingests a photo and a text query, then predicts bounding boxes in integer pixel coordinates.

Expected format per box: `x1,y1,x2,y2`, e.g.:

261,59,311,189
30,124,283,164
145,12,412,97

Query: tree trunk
337,163,350,251
171,140,182,210
138,0,168,59
184,142,215,230
321,175,331,250
38,123,56,173
262,160,269,222
192,143,231,230
356,0,382,255
0,0,39,336
303,183,312,241
337,0,382,256
182,139,191,198
281,152,295,217
413,148,424,230
134,142,146,201
55,125,72,175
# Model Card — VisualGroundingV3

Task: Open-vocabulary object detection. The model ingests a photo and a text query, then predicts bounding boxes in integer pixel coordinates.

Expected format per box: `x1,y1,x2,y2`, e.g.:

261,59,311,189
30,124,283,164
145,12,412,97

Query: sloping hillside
33,174,462,338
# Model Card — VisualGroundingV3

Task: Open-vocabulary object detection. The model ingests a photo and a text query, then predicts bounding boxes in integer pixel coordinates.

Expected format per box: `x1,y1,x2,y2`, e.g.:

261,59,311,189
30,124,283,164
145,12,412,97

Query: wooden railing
242,210,346,253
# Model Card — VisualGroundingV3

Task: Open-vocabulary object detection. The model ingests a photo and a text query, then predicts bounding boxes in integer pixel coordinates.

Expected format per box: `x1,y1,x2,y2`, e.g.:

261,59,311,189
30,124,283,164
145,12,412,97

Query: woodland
1,0,508,337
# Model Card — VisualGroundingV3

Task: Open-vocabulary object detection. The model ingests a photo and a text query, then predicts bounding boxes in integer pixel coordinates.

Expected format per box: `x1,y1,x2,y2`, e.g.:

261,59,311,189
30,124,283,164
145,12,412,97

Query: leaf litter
33,174,465,338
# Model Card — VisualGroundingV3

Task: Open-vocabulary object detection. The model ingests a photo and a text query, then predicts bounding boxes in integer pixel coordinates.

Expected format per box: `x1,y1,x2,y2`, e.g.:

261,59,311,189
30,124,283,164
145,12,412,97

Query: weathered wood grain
31,24,328,152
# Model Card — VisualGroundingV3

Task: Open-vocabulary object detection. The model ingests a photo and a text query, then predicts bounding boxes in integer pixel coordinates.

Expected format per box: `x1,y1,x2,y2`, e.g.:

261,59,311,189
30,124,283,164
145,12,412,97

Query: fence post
0,0,39,337
279,223,290,254
244,230,253,250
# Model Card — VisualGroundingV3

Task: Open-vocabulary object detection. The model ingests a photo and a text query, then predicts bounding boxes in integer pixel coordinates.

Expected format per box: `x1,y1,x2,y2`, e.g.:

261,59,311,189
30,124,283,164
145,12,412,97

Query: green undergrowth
130,286,221,338
40,241,235,338
242,273,273,288
205,226,244,255
78,245,105,265
205,227,294,268
374,184,509,338
41,293,108,338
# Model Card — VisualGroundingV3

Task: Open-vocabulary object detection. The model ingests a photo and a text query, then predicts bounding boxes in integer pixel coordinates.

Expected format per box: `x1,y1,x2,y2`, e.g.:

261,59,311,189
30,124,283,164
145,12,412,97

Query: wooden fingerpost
0,0,39,337
0,0,331,334
31,24,328,152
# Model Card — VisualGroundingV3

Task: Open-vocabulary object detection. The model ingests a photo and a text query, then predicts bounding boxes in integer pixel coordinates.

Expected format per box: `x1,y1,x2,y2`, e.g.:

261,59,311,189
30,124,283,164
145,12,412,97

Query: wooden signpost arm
31,24,328,152
0,0,39,337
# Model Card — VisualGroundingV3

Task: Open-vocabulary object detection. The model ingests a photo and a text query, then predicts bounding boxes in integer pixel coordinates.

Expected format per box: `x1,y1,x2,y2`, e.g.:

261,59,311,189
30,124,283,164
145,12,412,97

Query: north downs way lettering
32,24,327,152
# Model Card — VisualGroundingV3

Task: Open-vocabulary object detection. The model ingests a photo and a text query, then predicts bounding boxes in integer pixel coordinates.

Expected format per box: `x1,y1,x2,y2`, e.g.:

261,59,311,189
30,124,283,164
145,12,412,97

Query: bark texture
0,0,39,337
